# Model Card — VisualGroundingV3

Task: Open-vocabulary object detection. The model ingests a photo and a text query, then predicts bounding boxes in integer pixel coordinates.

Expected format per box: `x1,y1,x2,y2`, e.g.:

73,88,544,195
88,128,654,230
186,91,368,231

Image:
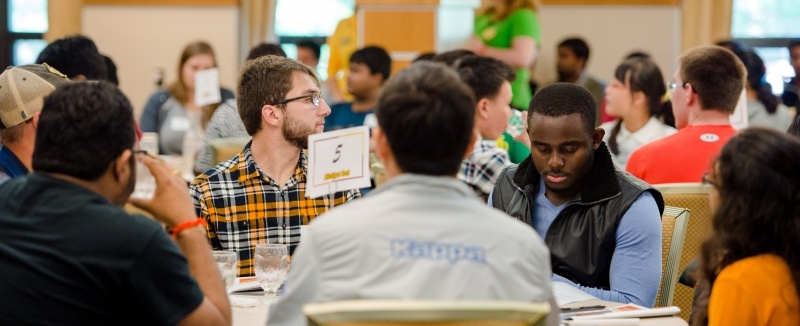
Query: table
230,295,687,326
231,292,268,326
561,299,687,326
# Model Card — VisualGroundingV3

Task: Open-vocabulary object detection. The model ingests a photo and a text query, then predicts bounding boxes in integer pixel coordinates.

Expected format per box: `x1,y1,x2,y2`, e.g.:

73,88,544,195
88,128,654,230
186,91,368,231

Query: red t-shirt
626,124,737,185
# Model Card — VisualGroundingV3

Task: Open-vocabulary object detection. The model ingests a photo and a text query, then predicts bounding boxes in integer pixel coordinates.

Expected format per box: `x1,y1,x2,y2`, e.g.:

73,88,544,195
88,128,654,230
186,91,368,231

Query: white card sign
729,89,749,130
194,67,222,107
306,126,371,198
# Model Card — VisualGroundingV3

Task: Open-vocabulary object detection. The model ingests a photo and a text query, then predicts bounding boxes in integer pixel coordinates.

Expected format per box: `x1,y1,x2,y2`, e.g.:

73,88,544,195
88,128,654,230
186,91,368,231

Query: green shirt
475,9,541,109
497,131,531,164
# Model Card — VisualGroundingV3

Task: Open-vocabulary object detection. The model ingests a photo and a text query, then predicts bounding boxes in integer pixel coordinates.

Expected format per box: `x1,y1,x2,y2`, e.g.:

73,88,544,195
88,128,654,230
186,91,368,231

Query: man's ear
262,104,283,128
31,111,42,129
592,127,605,150
476,98,491,120
71,74,87,81
373,127,389,162
685,83,698,107
113,149,133,182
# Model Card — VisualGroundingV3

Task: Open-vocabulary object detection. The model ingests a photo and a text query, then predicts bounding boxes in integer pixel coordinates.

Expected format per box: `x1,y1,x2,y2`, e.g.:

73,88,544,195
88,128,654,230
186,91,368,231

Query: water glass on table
254,244,289,305
212,250,237,292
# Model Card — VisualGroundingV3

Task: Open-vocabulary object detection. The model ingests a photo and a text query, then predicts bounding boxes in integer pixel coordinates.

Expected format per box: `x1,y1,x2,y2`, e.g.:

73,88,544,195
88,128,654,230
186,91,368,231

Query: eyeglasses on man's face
271,92,323,108
665,81,688,92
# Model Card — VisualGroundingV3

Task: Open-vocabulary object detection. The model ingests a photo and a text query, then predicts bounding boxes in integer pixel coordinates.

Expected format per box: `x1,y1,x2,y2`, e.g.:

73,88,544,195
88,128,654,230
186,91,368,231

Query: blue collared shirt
0,146,28,185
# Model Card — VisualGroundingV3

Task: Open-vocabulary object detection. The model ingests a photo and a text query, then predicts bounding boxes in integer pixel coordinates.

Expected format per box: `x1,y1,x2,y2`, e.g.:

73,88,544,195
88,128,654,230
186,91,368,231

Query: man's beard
282,113,317,149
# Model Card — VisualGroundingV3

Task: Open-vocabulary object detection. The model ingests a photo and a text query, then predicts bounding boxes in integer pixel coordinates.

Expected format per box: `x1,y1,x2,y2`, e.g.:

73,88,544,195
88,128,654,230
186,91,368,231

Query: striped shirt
190,142,360,276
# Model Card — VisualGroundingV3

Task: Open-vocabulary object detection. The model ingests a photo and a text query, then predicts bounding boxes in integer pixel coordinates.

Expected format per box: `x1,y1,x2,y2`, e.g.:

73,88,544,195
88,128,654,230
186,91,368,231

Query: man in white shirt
266,61,558,326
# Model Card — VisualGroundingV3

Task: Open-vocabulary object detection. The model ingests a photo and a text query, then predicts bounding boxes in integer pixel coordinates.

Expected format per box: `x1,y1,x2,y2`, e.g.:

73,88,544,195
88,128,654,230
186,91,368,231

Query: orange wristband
170,218,207,239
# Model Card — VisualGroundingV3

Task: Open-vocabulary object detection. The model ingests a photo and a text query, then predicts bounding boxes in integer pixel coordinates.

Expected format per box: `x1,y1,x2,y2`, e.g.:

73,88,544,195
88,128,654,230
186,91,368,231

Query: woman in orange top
692,128,800,326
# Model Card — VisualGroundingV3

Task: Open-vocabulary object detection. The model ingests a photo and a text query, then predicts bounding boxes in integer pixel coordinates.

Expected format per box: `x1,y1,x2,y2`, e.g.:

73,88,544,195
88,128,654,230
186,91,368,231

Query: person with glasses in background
690,128,800,326
190,55,360,277
626,46,744,184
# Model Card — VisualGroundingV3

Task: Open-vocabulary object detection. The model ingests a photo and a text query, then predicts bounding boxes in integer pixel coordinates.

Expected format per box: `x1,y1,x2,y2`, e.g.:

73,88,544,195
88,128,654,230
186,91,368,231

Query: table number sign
306,126,371,198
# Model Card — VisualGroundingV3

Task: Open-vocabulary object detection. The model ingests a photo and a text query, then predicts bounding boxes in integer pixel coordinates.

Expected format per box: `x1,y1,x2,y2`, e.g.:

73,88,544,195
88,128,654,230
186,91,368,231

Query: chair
655,205,690,307
209,137,250,165
303,300,551,326
654,183,712,320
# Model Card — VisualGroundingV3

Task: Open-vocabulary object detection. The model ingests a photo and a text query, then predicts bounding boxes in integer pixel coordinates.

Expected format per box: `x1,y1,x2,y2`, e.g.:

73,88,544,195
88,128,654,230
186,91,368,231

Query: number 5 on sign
306,126,371,198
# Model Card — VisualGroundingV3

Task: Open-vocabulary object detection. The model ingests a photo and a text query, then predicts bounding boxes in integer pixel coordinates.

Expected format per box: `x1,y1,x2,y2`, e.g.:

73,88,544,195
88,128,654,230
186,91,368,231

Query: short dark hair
455,55,516,101
36,35,108,81
349,46,392,82
237,55,319,135
247,43,287,61
679,45,746,113
296,40,321,60
558,37,590,61
413,52,436,63
376,61,475,176
432,49,475,66
528,82,597,136
33,81,136,180
102,55,119,86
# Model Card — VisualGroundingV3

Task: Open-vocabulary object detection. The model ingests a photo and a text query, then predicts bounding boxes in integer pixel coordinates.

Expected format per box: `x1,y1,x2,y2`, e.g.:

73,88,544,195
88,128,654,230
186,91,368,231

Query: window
731,0,800,95
274,0,354,80
2,0,48,67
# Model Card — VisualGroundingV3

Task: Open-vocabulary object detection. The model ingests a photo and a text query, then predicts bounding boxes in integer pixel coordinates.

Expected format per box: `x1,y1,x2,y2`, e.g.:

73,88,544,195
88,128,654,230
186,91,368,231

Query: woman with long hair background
140,41,235,155
735,50,794,132
692,128,800,325
601,57,676,168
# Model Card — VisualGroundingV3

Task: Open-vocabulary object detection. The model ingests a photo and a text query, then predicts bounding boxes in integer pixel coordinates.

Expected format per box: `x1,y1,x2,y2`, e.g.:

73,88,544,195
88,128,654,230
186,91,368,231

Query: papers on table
553,281,598,306
229,277,261,294
562,303,681,325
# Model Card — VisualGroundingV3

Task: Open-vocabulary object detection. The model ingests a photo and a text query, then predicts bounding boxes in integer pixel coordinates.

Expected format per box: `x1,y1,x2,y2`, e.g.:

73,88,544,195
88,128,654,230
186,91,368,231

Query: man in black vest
491,83,664,307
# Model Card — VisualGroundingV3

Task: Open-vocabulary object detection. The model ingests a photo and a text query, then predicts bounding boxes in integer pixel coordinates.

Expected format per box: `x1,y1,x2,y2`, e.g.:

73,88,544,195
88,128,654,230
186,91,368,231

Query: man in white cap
0,63,70,184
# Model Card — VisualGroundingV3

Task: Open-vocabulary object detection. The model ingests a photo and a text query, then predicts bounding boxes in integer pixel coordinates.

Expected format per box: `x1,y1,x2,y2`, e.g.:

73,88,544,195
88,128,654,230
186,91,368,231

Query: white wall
535,5,681,86
81,4,681,117
82,5,239,120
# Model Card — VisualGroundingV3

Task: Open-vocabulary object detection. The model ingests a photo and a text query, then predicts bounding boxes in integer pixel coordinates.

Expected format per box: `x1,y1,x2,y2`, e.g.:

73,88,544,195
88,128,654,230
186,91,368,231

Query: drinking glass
212,251,237,292
254,244,289,305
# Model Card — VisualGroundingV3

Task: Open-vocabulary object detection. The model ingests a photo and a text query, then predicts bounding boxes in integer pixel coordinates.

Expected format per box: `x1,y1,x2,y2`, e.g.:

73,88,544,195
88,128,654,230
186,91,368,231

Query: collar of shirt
235,142,307,187
0,146,29,179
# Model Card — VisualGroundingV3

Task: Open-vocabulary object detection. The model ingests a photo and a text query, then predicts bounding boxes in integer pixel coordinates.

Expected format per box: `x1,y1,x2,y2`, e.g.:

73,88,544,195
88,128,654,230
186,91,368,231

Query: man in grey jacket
266,61,558,326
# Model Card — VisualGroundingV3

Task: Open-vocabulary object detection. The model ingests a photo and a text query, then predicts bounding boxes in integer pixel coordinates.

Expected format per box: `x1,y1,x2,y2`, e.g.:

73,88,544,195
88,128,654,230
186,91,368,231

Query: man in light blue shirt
491,82,663,307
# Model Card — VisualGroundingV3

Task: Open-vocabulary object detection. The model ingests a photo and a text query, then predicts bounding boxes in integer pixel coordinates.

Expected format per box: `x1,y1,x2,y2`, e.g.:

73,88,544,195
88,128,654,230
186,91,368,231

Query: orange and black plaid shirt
190,143,360,276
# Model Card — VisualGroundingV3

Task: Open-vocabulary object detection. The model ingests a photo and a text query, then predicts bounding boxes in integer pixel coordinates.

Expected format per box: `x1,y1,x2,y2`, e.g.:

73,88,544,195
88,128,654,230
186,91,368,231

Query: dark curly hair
692,128,800,325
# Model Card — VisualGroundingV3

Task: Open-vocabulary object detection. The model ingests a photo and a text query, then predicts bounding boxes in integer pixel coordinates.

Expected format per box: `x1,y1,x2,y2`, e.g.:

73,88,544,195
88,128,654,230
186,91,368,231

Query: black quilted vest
491,142,664,289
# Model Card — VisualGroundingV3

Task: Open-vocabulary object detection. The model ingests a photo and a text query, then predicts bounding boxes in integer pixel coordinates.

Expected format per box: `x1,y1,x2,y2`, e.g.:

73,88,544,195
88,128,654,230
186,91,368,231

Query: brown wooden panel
391,60,412,76
541,0,679,5
84,0,238,5
363,10,436,52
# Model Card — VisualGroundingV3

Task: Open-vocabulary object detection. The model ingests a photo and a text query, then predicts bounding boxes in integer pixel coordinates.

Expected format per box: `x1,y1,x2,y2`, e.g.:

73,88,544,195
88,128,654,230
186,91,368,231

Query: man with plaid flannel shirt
455,56,521,201
190,55,359,277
